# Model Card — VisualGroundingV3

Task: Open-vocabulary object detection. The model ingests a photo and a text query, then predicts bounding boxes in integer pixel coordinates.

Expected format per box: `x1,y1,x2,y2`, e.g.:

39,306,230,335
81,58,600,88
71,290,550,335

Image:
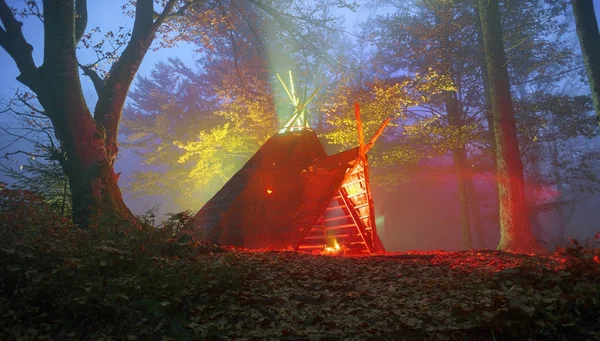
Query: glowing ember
266,189,273,194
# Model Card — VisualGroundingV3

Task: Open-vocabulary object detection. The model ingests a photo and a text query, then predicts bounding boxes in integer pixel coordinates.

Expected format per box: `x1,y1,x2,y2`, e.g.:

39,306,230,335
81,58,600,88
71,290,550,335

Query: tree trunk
0,0,180,228
466,175,486,249
451,145,473,249
56,113,133,228
572,0,600,125
474,2,495,148
477,0,544,253
526,144,543,243
0,0,135,228
435,5,473,250
37,61,133,229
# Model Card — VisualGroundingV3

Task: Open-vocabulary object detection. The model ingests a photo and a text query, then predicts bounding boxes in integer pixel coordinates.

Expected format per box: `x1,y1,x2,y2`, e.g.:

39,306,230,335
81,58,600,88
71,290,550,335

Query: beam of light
276,71,320,133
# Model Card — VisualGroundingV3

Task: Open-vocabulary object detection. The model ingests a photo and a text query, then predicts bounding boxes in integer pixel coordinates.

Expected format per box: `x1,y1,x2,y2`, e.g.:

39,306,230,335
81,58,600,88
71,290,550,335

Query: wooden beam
365,117,391,153
354,102,365,158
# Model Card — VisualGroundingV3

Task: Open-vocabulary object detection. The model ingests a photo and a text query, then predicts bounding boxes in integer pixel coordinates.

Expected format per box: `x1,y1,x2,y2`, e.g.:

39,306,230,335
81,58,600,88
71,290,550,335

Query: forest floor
1,225,600,340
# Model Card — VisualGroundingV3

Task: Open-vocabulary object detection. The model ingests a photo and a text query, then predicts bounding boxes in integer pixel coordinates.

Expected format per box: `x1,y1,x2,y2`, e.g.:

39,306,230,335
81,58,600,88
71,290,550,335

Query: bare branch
14,91,47,116
75,0,88,43
3,150,47,159
78,63,105,95
155,0,195,24
0,126,39,151
0,0,39,87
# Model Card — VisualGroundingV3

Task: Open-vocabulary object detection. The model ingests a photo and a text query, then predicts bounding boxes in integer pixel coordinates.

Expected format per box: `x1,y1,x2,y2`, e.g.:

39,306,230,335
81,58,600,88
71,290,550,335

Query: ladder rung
347,192,366,199
324,224,356,231
325,205,344,211
359,215,369,219
342,178,365,187
297,245,325,249
322,215,351,223
324,223,355,230
349,167,363,175
303,235,326,240
305,228,325,234
353,203,369,209
326,233,358,239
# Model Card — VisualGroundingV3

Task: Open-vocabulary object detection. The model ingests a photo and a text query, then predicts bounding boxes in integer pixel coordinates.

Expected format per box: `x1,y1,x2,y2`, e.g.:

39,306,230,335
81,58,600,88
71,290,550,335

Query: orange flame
323,239,341,253
266,189,273,194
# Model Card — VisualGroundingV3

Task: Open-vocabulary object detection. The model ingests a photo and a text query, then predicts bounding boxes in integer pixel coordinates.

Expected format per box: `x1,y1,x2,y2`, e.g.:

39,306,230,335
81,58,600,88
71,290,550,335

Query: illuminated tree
477,0,544,252
122,0,352,210
123,55,277,209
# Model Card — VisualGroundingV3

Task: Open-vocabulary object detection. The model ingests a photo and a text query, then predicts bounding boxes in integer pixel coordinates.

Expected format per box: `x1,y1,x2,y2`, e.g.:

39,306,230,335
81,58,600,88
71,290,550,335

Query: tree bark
477,0,544,253
37,0,133,228
572,0,600,125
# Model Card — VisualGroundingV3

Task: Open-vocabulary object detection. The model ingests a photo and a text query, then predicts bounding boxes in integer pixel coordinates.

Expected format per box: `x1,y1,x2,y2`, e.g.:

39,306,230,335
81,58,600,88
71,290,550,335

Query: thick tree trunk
36,57,133,228
1,0,135,228
477,0,544,253
572,0,600,125
54,112,133,228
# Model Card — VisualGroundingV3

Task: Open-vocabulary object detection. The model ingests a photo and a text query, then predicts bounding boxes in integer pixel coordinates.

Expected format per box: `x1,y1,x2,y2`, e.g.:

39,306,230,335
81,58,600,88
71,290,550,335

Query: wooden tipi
192,74,388,254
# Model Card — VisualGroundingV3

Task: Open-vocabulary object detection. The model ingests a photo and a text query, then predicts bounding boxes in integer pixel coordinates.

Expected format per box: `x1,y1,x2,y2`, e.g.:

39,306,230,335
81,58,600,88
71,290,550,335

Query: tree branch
154,0,195,24
0,0,39,88
94,0,193,164
75,0,87,43
78,63,105,95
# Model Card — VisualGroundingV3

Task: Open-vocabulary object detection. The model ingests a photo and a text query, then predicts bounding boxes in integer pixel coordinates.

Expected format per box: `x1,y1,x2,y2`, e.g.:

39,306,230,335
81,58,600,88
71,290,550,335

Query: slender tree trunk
466,174,486,249
526,144,544,242
474,1,499,237
451,144,473,249
477,0,544,253
435,5,473,250
572,0,600,125
474,3,495,150
551,140,572,242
